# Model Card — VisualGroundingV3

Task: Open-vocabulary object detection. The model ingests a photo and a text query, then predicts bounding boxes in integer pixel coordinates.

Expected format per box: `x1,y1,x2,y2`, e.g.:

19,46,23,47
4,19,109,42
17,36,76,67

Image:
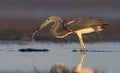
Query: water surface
0,41,120,73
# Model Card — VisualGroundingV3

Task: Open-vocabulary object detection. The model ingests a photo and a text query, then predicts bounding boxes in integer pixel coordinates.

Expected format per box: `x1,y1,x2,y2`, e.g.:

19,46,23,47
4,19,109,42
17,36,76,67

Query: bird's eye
47,19,50,20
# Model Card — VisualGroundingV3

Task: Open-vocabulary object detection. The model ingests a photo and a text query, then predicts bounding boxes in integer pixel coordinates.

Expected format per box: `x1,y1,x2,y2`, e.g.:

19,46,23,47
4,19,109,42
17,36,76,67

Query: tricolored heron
32,16,109,52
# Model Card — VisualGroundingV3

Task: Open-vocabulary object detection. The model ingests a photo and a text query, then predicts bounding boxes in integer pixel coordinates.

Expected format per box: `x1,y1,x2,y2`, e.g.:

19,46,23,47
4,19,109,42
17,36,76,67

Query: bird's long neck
50,18,72,38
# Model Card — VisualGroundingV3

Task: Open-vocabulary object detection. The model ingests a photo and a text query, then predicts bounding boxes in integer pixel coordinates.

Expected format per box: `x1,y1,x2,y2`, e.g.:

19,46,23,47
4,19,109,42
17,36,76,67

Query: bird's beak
33,20,50,33
32,20,50,40
40,20,50,30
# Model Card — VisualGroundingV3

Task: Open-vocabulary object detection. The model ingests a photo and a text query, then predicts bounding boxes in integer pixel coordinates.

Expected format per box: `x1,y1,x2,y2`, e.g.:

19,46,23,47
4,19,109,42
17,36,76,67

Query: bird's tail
101,23,109,29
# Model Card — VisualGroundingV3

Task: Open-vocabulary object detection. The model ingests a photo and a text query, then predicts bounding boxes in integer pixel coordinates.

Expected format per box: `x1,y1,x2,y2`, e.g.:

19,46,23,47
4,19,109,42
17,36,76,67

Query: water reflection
50,52,94,73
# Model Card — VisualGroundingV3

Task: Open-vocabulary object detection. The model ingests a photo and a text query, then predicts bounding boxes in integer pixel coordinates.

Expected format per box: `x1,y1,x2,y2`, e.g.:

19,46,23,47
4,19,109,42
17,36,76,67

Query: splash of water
32,32,36,41
32,25,39,41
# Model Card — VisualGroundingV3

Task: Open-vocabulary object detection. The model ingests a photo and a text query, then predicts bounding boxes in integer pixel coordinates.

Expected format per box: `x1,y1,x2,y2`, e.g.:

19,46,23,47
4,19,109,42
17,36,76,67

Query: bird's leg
76,33,86,52
79,34,86,52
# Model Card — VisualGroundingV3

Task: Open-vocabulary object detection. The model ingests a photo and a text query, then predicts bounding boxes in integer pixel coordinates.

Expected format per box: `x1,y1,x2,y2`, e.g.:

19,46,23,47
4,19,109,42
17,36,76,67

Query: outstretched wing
63,18,109,31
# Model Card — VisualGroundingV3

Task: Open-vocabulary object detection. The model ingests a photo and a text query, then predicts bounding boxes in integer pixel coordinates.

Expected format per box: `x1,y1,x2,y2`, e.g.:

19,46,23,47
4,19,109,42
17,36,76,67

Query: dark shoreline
0,19,119,42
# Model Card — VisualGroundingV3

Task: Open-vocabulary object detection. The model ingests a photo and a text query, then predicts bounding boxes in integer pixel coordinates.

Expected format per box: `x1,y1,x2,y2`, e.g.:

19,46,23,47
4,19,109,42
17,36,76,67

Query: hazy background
0,0,120,42
0,0,120,19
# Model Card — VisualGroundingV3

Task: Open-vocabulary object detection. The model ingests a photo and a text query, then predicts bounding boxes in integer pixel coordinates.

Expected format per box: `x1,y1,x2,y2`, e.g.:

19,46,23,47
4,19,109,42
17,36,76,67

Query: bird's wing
63,18,108,31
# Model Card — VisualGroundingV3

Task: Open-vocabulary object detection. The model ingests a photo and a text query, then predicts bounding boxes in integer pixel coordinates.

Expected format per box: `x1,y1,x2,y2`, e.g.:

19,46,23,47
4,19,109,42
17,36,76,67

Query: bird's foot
81,50,86,54
81,49,86,53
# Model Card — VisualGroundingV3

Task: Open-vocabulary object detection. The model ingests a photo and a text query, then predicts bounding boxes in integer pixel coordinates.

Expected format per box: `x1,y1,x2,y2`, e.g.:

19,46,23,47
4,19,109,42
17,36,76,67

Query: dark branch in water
18,48,49,52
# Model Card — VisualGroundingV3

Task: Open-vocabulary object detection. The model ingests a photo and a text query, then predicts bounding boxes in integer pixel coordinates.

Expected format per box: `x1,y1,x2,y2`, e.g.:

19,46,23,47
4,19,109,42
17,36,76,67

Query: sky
0,0,120,19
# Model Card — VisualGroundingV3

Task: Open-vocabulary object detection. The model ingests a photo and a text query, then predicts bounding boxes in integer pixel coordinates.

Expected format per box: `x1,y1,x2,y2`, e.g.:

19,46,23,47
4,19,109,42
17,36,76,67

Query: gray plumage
32,16,109,52
63,17,109,32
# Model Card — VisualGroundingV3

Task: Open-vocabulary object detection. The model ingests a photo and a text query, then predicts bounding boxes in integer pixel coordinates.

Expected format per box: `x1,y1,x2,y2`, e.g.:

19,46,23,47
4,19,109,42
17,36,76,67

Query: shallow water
0,41,120,73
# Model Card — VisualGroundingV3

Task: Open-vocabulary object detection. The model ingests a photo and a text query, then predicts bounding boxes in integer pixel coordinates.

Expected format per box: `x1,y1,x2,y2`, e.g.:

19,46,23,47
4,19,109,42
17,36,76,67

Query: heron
32,16,109,52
